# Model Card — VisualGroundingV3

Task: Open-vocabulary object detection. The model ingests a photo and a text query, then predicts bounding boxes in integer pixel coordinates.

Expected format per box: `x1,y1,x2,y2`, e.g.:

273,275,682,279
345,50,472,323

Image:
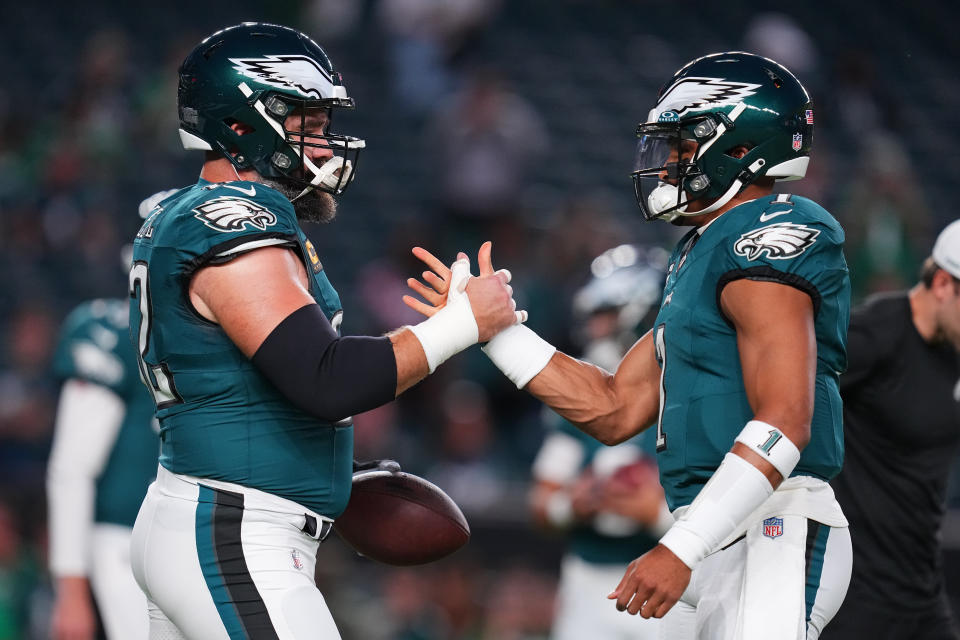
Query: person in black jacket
823,220,960,640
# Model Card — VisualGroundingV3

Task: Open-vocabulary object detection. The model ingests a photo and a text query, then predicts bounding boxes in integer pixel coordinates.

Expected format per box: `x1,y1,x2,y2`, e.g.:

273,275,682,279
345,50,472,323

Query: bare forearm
526,352,653,445
389,328,430,395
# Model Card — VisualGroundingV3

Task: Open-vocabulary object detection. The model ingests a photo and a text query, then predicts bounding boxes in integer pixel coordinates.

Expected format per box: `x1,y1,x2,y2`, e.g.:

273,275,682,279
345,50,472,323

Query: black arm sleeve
251,304,398,422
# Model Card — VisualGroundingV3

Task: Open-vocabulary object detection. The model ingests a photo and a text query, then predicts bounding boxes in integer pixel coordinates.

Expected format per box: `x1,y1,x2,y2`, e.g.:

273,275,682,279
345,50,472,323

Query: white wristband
481,324,556,388
659,452,773,569
734,420,801,480
408,258,479,373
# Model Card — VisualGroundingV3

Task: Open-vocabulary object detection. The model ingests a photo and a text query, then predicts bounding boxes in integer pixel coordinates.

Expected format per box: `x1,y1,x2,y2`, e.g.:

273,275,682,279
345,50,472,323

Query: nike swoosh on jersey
220,184,257,197
759,208,792,222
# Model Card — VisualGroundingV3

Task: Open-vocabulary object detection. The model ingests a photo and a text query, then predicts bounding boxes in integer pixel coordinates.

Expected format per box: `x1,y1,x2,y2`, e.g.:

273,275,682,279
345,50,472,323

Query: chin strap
652,156,766,221
687,157,767,216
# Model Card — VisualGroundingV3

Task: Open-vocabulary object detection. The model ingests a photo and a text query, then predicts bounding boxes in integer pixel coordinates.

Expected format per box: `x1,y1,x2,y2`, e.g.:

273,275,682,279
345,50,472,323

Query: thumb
478,241,494,277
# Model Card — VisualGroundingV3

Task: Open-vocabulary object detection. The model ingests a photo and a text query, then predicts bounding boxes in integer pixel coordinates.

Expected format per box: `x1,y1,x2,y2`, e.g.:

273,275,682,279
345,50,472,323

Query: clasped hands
403,241,689,620
403,241,525,342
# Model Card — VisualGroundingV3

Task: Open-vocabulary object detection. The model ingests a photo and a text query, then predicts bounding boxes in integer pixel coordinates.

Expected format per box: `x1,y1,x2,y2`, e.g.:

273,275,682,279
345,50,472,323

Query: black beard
261,177,338,224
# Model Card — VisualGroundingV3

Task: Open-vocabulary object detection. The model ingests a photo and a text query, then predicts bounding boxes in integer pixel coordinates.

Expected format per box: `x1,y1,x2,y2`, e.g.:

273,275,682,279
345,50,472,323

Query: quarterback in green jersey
409,53,853,640
128,22,521,640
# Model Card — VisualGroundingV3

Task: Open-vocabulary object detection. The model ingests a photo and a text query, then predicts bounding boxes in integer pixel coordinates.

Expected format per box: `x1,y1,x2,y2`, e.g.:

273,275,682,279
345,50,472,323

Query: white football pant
131,465,339,640
658,513,852,640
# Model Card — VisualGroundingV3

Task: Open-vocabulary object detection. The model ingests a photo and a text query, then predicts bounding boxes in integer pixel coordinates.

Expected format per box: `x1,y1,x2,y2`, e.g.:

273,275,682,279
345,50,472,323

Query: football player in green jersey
47,191,176,640
128,23,521,640
530,245,671,640
48,298,159,640
408,53,853,640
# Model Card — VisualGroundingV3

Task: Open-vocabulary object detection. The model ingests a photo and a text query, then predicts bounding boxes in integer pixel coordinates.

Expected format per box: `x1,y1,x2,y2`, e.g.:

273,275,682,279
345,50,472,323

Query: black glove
352,458,401,474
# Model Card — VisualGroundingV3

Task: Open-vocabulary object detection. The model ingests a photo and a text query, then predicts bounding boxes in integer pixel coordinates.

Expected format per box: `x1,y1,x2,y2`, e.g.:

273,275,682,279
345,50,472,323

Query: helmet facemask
632,103,760,222
234,86,365,199
631,122,701,222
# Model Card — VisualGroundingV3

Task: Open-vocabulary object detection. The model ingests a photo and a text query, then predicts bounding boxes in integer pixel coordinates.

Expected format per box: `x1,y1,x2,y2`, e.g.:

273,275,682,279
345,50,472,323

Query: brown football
333,470,470,565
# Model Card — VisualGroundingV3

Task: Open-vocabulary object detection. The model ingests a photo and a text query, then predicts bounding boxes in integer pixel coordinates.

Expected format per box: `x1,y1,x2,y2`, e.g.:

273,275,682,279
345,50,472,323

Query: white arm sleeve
47,379,126,577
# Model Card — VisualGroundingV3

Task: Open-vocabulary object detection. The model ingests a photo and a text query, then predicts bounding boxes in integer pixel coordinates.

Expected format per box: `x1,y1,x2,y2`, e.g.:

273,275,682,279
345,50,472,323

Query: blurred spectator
377,0,502,115
742,13,819,77
0,306,57,489
426,68,548,246
836,132,932,299
380,568,448,639
302,0,365,43
480,566,555,640
426,379,517,517
828,50,902,139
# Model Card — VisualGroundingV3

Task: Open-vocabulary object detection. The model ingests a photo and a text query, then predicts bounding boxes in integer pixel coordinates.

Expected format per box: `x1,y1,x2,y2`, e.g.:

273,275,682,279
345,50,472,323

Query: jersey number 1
654,324,667,452
129,262,182,408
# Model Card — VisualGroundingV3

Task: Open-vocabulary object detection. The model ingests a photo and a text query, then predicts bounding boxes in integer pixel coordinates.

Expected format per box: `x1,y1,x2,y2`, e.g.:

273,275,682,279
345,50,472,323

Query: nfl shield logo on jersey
763,517,784,539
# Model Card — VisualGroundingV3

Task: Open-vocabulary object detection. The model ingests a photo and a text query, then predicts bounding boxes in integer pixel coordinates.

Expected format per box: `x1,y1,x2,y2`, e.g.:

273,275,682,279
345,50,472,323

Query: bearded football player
407,52,853,640
127,22,521,639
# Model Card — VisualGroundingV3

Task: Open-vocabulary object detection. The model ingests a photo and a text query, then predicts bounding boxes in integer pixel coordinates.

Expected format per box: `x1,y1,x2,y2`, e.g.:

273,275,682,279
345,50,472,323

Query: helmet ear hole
725,145,752,160
223,119,256,136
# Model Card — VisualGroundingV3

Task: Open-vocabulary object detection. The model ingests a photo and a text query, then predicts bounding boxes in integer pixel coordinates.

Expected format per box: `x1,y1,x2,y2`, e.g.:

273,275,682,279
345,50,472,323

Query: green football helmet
632,52,813,221
178,22,365,197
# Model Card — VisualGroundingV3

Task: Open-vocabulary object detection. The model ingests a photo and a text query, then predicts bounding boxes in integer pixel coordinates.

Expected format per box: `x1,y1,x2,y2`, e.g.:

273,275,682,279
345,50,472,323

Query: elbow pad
252,304,397,421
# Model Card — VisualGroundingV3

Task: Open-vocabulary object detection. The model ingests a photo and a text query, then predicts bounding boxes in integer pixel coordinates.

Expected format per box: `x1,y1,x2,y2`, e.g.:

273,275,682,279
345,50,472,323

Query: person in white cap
823,220,960,640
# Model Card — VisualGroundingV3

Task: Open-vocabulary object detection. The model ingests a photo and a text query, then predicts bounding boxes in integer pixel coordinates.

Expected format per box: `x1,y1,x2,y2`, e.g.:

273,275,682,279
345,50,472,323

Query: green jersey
653,194,849,510
52,299,158,527
129,180,353,517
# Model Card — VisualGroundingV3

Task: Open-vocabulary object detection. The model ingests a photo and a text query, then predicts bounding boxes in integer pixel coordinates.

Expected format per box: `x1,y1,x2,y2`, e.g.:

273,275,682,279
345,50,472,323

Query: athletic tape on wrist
658,452,774,569
408,259,479,373
734,420,801,480
481,324,556,388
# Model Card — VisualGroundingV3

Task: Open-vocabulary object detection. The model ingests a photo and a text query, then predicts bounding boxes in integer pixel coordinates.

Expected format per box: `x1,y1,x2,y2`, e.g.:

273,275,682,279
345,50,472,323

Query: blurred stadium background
0,0,958,638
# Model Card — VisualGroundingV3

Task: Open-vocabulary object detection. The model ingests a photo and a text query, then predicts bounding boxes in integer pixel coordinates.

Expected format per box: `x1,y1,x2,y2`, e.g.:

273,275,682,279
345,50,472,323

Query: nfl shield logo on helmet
791,133,803,152
763,517,784,539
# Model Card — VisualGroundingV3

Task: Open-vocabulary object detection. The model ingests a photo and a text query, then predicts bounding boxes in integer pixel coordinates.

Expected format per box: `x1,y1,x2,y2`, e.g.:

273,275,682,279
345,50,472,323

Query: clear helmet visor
631,130,690,221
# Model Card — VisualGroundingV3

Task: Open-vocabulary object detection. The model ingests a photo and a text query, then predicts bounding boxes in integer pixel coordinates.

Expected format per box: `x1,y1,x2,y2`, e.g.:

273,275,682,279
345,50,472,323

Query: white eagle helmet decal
228,54,345,100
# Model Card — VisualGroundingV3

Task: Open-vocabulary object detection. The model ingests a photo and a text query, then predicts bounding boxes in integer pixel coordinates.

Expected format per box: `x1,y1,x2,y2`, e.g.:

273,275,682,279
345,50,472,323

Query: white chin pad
648,182,687,215
303,154,353,191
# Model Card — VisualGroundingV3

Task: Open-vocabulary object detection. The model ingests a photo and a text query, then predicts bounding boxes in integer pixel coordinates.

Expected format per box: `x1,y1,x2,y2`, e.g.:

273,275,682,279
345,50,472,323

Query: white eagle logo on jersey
229,55,335,99
651,76,762,120
193,197,278,232
734,222,820,261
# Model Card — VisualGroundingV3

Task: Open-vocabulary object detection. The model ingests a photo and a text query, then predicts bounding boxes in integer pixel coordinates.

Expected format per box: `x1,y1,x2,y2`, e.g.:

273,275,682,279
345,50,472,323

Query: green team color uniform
653,194,849,511
53,299,159,527
553,418,660,565
130,179,353,518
